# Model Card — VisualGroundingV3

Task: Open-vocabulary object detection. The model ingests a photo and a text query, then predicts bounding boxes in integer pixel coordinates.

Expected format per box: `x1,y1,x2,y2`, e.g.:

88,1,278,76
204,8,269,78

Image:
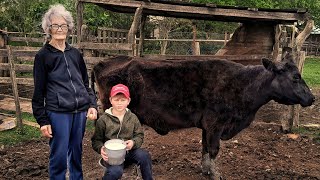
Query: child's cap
110,84,130,98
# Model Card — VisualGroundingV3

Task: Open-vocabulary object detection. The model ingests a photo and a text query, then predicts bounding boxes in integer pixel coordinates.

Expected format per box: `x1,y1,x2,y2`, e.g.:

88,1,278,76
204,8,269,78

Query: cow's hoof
209,159,222,180
209,174,224,180
201,153,211,174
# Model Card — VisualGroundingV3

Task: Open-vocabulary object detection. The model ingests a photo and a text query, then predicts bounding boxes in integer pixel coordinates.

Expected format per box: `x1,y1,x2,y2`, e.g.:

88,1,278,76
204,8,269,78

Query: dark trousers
103,148,153,180
47,111,87,180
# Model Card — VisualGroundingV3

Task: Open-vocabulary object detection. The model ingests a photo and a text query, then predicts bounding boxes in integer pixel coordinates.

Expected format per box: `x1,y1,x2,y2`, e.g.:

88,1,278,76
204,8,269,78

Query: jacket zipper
116,116,123,139
63,52,79,110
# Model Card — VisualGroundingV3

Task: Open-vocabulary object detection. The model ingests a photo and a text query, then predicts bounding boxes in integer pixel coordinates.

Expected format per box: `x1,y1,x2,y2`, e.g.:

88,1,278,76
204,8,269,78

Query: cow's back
93,56,251,134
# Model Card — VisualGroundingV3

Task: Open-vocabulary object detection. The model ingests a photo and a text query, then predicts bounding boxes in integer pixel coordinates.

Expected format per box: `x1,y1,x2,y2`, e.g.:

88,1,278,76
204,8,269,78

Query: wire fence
143,31,227,55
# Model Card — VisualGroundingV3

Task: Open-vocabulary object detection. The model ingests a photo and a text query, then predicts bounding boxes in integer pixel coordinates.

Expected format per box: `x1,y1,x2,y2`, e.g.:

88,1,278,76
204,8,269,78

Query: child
91,84,153,180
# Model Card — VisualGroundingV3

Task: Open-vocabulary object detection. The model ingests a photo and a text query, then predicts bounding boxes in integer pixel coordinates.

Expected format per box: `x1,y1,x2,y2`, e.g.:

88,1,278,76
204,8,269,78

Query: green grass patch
0,111,40,146
292,126,320,143
303,58,320,87
0,126,41,146
0,110,96,146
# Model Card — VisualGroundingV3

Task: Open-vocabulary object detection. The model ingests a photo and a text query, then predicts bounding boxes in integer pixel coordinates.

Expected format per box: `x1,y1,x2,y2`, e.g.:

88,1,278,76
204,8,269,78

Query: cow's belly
134,107,202,135
220,115,255,140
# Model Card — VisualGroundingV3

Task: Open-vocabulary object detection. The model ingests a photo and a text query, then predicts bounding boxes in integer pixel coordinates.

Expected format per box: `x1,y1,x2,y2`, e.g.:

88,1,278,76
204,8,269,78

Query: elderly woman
32,4,97,180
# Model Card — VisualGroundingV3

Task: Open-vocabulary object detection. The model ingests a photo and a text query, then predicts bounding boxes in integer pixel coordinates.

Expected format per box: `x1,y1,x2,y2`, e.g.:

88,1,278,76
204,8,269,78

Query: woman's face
49,16,68,41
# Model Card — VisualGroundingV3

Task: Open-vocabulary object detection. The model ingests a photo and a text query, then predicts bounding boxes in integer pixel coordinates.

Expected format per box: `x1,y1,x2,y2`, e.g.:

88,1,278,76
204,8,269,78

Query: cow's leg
201,129,211,175
206,129,223,180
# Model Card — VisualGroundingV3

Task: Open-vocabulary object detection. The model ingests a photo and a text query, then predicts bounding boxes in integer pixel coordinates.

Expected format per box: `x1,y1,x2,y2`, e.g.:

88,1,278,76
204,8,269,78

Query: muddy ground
0,88,319,180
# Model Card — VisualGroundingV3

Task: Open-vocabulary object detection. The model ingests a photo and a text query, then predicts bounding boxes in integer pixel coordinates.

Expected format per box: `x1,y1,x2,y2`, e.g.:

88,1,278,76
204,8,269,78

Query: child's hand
100,146,108,161
125,140,134,150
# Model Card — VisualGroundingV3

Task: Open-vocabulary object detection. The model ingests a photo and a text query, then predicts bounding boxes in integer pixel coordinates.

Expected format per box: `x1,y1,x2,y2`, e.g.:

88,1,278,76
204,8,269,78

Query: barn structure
76,0,313,131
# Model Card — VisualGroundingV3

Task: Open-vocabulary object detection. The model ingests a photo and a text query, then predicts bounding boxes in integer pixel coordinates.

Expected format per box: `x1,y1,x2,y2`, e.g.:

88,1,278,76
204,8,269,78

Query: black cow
92,49,314,179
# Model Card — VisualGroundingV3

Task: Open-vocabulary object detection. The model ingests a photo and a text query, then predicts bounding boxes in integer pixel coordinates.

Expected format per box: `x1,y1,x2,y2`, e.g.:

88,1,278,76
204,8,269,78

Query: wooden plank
11,50,38,57
120,32,125,43
139,38,227,44
16,56,34,62
106,30,110,43
79,42,133,51
116,31,120,43
10,46,41,51
98,27,129,33
0,63,33,71
9,36,44,43
0,77,34,85
97,29,102,43
78,0,309,23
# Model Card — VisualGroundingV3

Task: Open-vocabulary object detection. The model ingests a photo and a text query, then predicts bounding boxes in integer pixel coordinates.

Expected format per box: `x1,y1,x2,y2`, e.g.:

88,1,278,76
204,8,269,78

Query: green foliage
83,4,133,31
302,58,320,87
0,0,76,32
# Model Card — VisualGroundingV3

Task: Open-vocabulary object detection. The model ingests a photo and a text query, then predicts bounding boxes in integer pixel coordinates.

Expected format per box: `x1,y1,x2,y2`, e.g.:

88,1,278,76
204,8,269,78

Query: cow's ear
262,58,277,72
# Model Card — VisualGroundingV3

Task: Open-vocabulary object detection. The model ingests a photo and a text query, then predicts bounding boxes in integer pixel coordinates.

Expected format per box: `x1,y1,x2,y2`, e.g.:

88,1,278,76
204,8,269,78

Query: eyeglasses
50,24,69,31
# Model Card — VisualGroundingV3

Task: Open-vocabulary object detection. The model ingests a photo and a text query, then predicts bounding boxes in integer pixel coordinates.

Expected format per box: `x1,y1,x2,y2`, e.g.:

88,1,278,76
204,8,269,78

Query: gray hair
42,4,74,35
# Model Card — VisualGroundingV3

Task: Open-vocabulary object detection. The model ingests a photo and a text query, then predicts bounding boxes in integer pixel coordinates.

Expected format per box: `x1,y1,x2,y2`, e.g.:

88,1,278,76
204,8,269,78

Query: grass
292,126,320,143
0,110,95,146
302,58,320,87
0,111,40,146
0,57,319,146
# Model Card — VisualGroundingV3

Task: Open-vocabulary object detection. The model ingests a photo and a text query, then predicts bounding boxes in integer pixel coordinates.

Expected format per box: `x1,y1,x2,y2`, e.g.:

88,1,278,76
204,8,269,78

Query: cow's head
262,50,315,107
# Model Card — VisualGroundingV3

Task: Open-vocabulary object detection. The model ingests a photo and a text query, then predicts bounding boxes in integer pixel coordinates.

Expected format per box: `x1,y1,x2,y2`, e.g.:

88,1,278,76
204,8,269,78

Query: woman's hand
40,125,53,138
125,140,134,150
100,146,108,161
87,108,97,120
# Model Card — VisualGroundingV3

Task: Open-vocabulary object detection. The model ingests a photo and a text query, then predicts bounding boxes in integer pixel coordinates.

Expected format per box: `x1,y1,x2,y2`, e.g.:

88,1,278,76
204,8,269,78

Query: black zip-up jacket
32,43,97,127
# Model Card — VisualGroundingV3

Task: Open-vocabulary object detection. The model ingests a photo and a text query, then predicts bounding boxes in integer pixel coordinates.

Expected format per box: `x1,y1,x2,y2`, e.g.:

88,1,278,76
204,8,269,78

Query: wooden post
191,24,200,55
128,7,143,56
192,23,197,55
0,29,9,77
280,20,313,132
292,51,306,127
7,45,23,132
224,31,230,46
81,25,93,57
138,15,147,57
272,24,281,61
76,1,84,45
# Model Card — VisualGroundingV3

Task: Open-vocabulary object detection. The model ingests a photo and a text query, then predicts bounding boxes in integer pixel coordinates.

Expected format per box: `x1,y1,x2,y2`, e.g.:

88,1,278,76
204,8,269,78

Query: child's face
109,94,130,112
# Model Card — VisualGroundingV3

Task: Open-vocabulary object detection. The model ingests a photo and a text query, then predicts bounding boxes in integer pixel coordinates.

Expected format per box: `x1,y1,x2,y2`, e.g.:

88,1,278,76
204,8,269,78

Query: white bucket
104,139,127,165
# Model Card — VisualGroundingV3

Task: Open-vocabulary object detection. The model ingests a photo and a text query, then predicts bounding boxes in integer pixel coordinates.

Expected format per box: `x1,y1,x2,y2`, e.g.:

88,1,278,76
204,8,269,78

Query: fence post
128,6,143,56
0,28,9,77
7,45,23,132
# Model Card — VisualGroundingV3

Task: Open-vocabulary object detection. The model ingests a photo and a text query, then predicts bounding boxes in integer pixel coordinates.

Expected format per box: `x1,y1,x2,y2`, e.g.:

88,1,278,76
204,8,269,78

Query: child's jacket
91,108,144,153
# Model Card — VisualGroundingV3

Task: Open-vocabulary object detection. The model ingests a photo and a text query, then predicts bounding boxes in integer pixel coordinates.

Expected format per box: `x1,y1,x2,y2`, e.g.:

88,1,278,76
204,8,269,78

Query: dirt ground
0,88,319,180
